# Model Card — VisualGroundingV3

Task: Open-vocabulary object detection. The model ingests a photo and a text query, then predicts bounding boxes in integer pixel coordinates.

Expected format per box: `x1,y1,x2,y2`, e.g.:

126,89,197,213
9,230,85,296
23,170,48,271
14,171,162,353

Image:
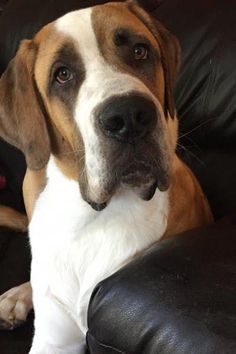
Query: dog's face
0,1,180,210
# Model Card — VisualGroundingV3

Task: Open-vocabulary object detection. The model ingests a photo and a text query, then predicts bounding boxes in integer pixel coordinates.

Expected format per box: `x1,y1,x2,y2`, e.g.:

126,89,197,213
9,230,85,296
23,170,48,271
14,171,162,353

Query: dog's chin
132,179,158,201
84,168,170,211
120,160,170,200
120,172,157,201
86,178,158,211
85,176,163,212
87,200,108,211
85,182,157,211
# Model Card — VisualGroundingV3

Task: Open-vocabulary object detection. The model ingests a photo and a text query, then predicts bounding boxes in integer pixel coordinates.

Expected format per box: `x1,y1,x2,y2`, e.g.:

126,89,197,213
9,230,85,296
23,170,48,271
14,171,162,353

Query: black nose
97,94,157,142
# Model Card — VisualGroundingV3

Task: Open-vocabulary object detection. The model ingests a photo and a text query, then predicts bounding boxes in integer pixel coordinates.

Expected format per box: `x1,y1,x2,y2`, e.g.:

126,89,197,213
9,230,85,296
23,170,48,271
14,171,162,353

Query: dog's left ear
0,40,51,170
127,0,181,119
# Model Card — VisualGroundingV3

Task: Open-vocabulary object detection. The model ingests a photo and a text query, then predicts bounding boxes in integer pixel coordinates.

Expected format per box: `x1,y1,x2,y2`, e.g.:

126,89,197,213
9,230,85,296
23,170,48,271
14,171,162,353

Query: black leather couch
0,0,236,353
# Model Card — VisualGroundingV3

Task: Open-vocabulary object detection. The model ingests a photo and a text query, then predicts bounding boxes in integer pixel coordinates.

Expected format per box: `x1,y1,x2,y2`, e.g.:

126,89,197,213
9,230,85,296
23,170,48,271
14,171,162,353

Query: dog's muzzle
82,93,170,211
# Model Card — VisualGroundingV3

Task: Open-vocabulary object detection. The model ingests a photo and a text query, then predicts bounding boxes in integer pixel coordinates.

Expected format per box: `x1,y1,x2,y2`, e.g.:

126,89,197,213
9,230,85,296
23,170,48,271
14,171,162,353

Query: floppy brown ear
127,0,181,119
0,40,50,170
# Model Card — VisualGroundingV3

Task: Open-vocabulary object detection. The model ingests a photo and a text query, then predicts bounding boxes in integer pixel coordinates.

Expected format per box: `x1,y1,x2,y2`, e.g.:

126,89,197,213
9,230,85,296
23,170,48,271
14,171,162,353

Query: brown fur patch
23,168,47,220
127,1,181,119
91,2,165,109
164,156,213,238
33,25,86,180
0,206,28,232
0,40,50,170
0,20,86,180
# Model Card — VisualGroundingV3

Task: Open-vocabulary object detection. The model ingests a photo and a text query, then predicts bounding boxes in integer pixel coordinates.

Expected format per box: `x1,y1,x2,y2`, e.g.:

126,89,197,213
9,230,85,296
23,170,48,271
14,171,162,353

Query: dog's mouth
120,162,158,200
86,174,157,212
83,158,170,212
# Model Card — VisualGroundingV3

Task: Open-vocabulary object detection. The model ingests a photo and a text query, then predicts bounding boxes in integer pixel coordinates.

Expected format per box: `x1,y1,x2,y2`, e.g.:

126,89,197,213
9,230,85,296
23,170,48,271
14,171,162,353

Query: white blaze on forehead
55,8,165,199
56,8,100,70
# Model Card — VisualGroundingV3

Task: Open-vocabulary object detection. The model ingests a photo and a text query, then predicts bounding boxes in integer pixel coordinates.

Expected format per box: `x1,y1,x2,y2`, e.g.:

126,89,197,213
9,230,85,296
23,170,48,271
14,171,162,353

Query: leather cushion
87,214,236,354
154,0,236,218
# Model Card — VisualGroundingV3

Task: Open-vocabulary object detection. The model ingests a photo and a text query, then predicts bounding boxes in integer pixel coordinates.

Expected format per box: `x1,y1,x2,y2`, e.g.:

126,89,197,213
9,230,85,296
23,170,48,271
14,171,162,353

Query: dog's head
0,1,180,210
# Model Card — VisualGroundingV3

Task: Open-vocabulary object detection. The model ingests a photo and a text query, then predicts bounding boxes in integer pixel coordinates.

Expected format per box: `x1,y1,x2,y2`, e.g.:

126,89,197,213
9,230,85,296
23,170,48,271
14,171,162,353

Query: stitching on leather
87,332,127,354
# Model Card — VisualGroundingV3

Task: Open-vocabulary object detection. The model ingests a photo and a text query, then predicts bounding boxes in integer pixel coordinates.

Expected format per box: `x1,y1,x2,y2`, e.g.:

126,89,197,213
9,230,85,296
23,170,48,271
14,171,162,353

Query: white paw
0,281,33,329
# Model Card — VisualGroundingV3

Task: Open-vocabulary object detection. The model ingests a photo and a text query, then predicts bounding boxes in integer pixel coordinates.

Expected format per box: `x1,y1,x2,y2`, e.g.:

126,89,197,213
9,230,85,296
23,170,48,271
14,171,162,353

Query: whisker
177,143,206,167
178,117,215,140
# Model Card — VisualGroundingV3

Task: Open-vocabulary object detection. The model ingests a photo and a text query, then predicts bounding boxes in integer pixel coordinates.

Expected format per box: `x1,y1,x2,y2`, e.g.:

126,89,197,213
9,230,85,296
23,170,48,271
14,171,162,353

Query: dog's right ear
0,40,50,170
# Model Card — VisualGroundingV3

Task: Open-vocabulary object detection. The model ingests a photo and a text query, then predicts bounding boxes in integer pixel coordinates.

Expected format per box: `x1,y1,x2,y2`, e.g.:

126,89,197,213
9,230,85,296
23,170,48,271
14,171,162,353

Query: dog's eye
55,66,73,84
133,44,149,60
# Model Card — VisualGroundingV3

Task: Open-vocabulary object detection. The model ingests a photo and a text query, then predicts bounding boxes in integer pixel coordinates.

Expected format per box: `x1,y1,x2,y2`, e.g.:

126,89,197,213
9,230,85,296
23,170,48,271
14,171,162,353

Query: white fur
29,8,170,354
29,158,168,354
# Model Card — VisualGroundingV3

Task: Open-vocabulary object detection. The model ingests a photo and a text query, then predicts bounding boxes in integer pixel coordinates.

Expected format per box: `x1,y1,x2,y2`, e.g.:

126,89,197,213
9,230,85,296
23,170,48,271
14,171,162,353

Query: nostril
101,115,125,133
110,116,125,132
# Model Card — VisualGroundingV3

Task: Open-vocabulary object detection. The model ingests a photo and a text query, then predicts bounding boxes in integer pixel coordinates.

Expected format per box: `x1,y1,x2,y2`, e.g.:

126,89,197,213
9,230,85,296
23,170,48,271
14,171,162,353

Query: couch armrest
87,215,236,354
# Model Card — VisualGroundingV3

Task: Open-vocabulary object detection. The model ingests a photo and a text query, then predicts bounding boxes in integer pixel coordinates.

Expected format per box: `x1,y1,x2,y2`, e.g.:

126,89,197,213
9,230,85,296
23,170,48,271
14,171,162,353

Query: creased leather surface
87,215,236,354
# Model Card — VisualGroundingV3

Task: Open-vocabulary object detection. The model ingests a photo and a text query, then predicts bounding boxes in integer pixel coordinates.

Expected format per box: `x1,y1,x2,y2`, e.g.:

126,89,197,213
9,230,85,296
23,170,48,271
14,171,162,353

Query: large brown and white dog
0,1,212,353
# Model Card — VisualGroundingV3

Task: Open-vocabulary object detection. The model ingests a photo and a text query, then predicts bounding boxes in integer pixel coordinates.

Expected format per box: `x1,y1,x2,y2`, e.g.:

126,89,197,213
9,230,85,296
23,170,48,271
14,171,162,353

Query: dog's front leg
29,289,86,354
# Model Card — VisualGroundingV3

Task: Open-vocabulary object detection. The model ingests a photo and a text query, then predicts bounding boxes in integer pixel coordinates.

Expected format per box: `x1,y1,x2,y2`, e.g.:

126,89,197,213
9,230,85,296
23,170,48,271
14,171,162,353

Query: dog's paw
0,281,33,330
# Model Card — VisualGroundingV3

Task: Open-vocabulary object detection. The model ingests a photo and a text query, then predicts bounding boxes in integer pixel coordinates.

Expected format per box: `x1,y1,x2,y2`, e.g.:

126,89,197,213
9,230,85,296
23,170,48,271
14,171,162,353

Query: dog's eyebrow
51,42,82,68
114,27,152,47
114,28,130,46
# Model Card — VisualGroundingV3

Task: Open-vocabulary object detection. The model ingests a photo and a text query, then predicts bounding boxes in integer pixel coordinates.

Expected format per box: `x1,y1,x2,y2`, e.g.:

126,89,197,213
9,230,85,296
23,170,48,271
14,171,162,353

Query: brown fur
0,25,86,232
127,0,181,119
0,40,50,170
33,27,86,181
23,168,47,220
0,168,45,231
0,206,28,232
92,3,166,113
164,155,213,238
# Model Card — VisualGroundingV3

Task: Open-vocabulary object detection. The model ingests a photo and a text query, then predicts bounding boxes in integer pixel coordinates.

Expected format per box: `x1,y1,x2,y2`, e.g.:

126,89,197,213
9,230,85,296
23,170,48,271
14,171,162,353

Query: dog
0,1,213,352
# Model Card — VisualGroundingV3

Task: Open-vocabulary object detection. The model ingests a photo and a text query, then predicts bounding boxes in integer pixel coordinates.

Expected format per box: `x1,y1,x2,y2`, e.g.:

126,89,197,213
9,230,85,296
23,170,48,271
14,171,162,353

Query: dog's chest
29,160,169,320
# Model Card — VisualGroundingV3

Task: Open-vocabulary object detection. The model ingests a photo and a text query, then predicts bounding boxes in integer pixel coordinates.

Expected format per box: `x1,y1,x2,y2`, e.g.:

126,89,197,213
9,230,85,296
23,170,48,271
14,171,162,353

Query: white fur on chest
29,158,169,330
